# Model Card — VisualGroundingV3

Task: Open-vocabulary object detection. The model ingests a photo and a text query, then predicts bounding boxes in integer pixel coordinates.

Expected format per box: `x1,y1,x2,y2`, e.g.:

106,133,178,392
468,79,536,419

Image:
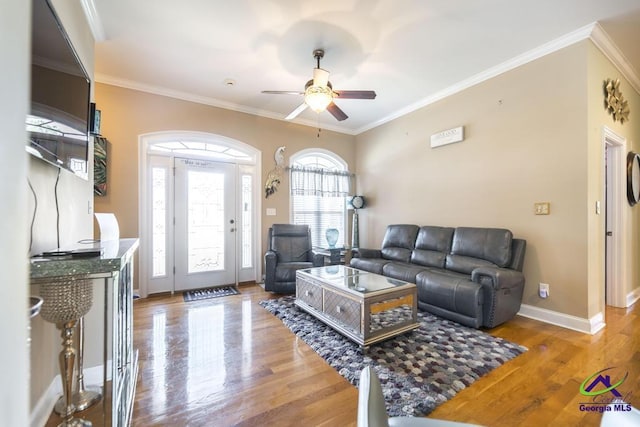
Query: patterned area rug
259,296,526,417
183,285,239,302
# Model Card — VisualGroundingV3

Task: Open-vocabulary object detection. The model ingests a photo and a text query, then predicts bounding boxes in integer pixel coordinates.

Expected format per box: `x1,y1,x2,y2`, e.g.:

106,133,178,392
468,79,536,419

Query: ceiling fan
262,49,376,122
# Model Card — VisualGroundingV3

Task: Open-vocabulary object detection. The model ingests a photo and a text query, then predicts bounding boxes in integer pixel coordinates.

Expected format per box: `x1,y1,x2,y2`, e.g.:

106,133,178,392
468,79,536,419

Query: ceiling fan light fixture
262,48,375,121
304,85,333,113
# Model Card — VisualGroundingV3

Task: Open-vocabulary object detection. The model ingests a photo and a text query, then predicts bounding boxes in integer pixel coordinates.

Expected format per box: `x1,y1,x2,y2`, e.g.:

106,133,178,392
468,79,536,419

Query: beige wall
355,39,640,322
356,42,592,318
93,83,356,271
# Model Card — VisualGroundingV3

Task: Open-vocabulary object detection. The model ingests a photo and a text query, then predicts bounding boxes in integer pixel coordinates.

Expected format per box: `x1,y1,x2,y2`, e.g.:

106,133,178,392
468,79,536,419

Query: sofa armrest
264,250,277,290
471,267,524,290
354,248,382,259
472,266,525,328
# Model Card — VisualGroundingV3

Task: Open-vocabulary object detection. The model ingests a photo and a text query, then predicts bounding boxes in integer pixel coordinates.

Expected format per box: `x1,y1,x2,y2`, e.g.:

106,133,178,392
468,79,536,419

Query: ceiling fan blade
313,68,330,87
285,103,308,120
262,90,304,95
333,90,377,99
327,102,348,121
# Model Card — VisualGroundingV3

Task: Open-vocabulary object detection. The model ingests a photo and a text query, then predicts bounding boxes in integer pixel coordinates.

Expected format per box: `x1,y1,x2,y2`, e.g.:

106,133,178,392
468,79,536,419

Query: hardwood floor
46,283,640,426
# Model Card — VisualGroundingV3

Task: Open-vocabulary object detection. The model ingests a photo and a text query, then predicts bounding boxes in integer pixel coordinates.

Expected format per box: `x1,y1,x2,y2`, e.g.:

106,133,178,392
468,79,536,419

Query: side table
314,247,352,265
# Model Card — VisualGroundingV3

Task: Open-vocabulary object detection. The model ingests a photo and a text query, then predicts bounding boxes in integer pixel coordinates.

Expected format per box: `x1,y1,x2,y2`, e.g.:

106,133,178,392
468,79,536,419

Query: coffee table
295,265,419,347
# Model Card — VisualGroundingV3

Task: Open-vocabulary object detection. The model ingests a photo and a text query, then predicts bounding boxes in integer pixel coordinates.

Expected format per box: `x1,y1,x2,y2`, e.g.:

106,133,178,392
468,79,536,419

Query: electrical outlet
534,202,550,215
539,283,550,299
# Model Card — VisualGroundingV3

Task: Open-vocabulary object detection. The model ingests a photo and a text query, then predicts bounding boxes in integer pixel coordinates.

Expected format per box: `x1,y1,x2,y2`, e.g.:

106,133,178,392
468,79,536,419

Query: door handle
606,231,613,236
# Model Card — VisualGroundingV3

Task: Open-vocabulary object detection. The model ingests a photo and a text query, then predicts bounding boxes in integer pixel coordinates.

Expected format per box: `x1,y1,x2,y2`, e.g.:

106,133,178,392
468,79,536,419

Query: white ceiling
91,0,640,135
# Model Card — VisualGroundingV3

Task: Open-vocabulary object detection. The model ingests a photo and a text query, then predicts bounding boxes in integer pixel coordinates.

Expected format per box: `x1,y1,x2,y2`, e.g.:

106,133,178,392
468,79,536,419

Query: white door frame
603,126,628,308
138,131,262,297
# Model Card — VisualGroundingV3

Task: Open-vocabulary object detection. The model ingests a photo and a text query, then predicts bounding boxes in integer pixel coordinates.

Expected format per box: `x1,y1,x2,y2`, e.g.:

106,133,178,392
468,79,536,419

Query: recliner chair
264,224,324,294
357,366,482,427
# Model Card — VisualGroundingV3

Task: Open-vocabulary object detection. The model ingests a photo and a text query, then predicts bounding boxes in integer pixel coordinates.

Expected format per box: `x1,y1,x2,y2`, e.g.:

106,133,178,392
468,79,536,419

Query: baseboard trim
518,304,605,334
627,287,640,307
30,364,110,427
30,374,59,427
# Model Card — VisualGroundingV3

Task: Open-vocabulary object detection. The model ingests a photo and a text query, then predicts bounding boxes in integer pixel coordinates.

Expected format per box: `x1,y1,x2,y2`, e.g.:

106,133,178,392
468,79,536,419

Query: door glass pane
241,174,252,268
188,170,224,273
152,167,167,277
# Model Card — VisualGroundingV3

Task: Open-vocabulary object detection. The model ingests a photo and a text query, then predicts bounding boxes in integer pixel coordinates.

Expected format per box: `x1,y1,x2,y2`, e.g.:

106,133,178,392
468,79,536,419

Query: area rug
183,285,239,302
259,296,527,417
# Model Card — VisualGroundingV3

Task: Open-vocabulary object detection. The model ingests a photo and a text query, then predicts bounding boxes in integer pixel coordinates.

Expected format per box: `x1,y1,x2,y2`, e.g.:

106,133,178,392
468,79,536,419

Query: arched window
290,149,351,248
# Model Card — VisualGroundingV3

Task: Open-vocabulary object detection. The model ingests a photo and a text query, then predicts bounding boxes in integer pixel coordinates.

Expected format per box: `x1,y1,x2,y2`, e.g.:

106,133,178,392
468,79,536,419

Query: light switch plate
266,208,276,216
534,202,550,215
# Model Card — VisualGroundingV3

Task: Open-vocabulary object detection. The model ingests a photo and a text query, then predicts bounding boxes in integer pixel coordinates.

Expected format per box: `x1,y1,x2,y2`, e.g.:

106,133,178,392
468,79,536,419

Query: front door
174,158,236,291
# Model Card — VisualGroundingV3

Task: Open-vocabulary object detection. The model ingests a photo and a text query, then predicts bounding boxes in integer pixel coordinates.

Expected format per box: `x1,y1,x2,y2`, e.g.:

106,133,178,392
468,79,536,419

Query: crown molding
589,22,640,95
355,23,597,134
95,74,355,135
79,0,106,42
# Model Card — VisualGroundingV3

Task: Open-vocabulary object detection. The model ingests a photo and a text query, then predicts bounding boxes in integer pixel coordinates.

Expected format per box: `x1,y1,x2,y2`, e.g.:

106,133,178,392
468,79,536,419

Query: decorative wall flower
264,172,281,198
265,146,286,198
604,78,630,124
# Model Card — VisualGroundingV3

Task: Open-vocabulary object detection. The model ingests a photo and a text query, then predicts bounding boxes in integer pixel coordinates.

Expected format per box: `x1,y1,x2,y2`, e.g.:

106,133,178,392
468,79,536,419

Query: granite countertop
30,238,139,280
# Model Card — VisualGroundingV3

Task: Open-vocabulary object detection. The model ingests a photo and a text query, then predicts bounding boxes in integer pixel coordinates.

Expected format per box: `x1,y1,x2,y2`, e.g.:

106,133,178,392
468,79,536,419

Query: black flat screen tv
27,0,91,180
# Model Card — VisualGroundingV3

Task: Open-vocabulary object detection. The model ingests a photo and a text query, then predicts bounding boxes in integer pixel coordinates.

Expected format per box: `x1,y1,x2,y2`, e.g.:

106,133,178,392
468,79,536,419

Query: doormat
183,286,240,302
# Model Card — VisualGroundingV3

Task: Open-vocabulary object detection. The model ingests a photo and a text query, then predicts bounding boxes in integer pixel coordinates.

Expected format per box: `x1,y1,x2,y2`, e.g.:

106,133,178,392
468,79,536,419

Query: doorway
603,127,627,308
138,131,261,297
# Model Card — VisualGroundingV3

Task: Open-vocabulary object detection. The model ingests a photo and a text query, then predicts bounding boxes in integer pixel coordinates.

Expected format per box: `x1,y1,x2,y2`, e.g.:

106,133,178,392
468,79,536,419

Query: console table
30,238,139,426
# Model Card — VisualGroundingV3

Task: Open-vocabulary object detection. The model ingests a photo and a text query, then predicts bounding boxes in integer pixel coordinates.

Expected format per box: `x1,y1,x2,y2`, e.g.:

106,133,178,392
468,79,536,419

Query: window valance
289,166,352,197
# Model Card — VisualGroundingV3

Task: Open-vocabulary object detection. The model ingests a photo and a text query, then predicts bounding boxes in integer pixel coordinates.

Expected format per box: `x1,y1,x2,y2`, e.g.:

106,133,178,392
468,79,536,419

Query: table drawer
297,281,322,311
323,290,361,333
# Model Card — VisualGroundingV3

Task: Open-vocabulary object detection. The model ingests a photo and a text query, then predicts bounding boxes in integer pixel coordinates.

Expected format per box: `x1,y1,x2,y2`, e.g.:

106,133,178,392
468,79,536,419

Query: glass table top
299,266,411,294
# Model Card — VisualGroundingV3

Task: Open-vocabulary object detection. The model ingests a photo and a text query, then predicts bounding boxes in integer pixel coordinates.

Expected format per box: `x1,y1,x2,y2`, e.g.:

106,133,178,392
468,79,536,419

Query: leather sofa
264,224,324,294
350,225,526,328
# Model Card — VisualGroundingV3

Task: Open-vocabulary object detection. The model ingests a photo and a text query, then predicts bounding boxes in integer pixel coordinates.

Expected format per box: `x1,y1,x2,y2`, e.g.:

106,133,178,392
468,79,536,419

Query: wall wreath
604,78,630,124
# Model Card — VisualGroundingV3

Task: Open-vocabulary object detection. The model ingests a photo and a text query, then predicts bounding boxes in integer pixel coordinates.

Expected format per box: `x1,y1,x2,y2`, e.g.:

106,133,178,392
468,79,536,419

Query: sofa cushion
410,226,454,268
270,224,313,263
380,225,419,262
275,262,313,282
381,247,413,263
382,262,428,283
415,226,454,252
350,257,389,275
451,227,513,267
415,270,483,321
445,254,497,275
